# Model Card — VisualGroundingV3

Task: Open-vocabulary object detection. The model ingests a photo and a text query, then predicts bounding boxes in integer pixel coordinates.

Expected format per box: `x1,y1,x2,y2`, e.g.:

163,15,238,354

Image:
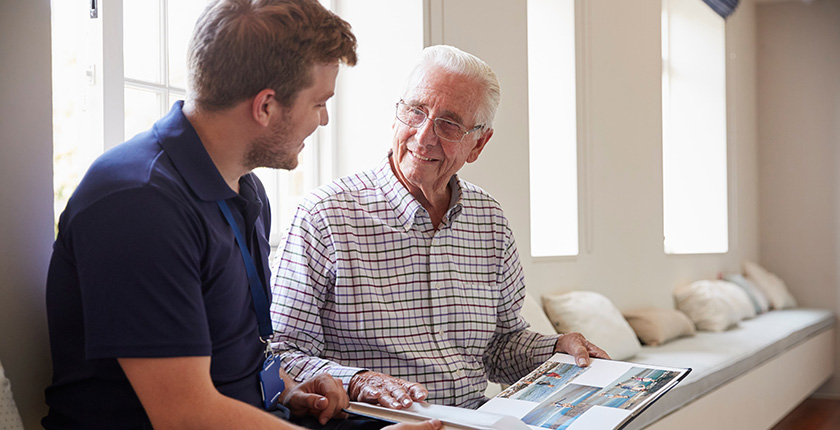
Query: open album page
477,353,690,430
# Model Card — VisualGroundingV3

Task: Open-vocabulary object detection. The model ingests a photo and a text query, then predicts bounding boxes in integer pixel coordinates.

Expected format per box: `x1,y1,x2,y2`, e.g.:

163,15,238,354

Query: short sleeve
66,187,211,358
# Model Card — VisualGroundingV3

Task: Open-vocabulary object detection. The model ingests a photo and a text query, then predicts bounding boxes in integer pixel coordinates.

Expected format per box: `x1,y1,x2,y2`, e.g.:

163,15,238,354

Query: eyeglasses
395,100,484,143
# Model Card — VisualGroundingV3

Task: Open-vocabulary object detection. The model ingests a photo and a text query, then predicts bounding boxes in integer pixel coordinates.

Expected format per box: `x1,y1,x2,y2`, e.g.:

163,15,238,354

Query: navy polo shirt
43,102,272,429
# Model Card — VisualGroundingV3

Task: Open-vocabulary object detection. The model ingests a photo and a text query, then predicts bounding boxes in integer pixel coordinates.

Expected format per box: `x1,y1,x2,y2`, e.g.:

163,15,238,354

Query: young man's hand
282,372,349,425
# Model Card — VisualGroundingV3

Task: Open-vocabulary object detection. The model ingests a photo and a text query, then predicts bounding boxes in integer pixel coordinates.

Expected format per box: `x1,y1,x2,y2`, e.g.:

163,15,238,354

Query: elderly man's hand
281,373,349,425
349,371,428,409
555,332,610,367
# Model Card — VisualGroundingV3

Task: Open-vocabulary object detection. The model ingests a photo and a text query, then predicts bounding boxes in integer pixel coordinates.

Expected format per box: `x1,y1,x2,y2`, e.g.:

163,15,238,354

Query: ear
466,129,493,163
251,89,277,128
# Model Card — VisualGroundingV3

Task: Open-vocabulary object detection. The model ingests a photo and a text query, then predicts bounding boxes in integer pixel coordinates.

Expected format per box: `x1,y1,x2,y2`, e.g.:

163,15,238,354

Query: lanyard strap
217,200,273,340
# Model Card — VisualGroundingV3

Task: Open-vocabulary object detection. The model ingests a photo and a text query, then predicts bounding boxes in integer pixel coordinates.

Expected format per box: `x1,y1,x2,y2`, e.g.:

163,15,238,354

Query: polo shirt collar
376,151,464,231
154,101,237,202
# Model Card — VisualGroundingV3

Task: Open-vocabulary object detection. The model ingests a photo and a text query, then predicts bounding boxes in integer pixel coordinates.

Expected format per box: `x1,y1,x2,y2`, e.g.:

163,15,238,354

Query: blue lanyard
217,200,273,340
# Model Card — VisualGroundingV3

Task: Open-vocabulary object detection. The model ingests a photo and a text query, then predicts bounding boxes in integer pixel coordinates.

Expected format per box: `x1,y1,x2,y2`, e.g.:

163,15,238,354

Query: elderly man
269,45,609,411
43,0,437,429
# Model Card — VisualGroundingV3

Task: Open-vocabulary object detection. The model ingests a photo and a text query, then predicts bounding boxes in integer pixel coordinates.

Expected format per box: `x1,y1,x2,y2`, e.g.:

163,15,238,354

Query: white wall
0,1,54,427
435,0,760,311
756,0,840,397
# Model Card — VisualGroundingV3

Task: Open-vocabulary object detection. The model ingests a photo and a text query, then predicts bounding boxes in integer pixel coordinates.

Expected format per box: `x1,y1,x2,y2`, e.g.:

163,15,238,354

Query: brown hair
187,0,357,110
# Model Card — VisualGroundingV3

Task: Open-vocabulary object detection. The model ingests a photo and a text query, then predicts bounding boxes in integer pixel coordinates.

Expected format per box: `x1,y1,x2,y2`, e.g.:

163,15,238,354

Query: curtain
702,0,739,18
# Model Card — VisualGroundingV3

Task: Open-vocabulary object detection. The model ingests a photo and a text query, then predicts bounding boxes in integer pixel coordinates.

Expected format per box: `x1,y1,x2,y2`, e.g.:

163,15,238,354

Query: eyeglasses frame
395,100,484,143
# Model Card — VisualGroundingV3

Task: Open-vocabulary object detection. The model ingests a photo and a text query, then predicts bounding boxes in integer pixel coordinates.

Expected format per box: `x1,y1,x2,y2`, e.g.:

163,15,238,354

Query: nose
319,106,329,126
415,118,437,146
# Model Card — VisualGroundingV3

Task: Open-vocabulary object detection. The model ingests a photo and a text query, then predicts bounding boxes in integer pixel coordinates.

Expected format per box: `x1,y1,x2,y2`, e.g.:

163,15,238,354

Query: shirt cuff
531,333,561,366
327,366,368,391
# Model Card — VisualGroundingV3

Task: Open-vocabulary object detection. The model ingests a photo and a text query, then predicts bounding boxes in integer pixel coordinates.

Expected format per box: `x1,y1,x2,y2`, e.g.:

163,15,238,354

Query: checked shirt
269,155,558,409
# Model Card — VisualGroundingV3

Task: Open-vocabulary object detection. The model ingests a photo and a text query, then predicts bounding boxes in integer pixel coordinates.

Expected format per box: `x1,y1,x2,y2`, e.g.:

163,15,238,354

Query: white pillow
0,360,24,430
743,261,797,310
674,280,743,332
541,291,641,360
521,292,556,335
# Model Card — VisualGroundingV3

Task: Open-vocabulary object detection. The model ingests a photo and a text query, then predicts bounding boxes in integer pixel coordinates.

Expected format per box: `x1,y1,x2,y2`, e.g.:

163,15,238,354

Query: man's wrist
348,370,369,399
554,333,564,351
277,371,297,406
328,366,368,394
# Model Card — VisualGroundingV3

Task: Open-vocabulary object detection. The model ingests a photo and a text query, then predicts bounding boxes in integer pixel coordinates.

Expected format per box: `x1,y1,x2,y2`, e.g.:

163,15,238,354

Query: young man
43,1,437,429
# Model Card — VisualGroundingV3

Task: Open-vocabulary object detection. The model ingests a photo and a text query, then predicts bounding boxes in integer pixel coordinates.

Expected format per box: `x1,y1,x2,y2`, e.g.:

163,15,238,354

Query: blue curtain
702,0,739,18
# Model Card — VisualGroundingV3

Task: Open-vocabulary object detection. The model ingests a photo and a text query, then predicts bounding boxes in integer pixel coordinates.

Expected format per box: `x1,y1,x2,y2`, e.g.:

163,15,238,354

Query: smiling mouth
410,150,434,162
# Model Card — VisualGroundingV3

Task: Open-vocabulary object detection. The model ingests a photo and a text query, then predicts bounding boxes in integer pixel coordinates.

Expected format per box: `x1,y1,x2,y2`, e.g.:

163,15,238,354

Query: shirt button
433,282,442,290
455,369,464,376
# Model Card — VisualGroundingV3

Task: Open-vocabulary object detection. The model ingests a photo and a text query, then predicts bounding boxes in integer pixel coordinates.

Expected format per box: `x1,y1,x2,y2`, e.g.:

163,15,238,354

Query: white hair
402,45,501,133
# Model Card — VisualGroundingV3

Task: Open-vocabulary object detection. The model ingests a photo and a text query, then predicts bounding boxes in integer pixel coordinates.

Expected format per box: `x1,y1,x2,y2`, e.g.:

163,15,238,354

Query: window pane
168,0,210,90
52,0,101,229
169,91,184,112
662,0,728,254
331,0,424,177
124,0,162,83
125,87,163,140
528,0,578,257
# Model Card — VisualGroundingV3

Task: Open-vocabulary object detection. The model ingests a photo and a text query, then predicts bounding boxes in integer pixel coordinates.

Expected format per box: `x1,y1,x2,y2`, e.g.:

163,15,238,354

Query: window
51,0,422,243
122,0,208,140
527,0,579,257
52,0,210,229
329,0,424,179
51,0,101,227
661,0,728,254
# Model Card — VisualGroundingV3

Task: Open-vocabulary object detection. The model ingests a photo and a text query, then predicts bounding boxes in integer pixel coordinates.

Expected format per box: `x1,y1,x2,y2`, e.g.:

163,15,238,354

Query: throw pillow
541,291,641,360
720,280,757,320
622,308,696,346
743,261,797,310
673,280,742,332
0,360,24,430
521,293,557,336
723,273,770,314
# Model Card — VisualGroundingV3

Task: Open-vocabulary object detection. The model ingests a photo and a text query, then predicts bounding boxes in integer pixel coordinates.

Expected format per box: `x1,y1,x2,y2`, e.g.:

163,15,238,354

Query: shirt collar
154,101,238,202
377,151,464,231
445,175,464,224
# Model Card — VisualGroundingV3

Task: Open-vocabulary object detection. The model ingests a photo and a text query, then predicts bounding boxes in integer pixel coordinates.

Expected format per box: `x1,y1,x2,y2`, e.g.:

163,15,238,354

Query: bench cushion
624,308,835,429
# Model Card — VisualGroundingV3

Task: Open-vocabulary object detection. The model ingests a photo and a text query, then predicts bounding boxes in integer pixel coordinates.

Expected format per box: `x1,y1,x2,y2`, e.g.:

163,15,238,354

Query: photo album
345,353,691,430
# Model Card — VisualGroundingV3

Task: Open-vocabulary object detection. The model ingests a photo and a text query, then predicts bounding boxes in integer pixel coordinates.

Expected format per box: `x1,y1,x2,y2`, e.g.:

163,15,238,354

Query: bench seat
624,308,835,429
